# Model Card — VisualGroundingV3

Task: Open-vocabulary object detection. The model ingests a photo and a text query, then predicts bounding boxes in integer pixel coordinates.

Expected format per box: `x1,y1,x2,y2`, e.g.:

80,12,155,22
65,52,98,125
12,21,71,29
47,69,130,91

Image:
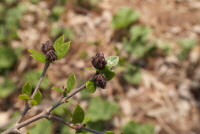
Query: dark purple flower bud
92,53,107,70
41,41,57,62
94,74,107,89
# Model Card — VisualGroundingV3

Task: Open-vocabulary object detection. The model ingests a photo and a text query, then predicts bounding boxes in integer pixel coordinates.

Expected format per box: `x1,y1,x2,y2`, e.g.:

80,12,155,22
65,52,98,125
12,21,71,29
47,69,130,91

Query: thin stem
50,114,105,134
16,62,50,124
15,102,29,124
17,111,47,129
49,114,75,129
31,62,50,99
47,76,94,113
47,84,87,113
14,129,26,134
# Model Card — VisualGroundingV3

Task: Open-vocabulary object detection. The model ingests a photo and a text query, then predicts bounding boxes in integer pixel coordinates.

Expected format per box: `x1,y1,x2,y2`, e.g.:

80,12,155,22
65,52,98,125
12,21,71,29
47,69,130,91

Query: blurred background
1,0,200,134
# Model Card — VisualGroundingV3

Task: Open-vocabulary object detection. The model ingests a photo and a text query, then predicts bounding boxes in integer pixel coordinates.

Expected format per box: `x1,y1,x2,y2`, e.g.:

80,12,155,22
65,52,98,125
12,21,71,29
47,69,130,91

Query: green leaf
86,81,96,93
112,7,139,29
30,100,37,106
82,116,91,124
87,97,118,122
18,94,29,100
28,49,46,63
53,35,70,60
72,104,85,124
121,121,154,134
100,65,115,81
62,107,73,118
75,130,91,134
28,49,42,55
66,73,76,93
53,35,64,48
106,56,119,67
22,82,32,95
33,91,42,105
30,54,46,63
52,87,63,93
105,131,115,134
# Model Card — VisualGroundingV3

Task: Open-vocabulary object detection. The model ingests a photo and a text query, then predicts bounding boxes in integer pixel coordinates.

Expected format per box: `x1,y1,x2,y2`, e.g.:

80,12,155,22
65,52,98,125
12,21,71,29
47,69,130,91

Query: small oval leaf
82,116,91,124
56,42,70,60
72,104,85,124
28,49,46,62
53,35,70,60
30,100,37,106
106,56,119,67
86,81,96,93
53,35,64,50
66,73,76,93
22,82,32,95
19,94,29,100
62,107,73,118
33,91,42,104
30,54,46,63
28,49,42,55
52,87,63,93
100,65,115,81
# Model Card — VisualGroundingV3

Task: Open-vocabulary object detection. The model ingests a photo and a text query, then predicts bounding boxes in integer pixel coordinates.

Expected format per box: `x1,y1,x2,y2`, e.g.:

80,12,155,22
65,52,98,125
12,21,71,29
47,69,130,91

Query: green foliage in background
121,25,154,85
124,66,141,85
50,5,65,21
50,26,74,40
177,39,197,60
28,119,52,134
121,121,154,134
0,46,17,71
0,77,16,98
23,70,50,89
87,97,118,122
0,2,27,43
123,25,155,58
112,6,139,29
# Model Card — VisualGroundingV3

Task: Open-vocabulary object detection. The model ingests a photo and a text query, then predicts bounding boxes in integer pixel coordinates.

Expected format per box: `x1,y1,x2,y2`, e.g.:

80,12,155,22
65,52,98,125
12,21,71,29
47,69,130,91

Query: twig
31,62,50,99
2,76,95,134
16,62,50,124
47,82,89,113
49,114,105,134
14,129,26,134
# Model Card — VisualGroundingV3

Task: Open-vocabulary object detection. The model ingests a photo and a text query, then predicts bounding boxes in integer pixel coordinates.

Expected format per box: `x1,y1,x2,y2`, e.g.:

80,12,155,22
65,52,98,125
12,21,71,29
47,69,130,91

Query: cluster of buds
41,41,57,62
94,74,107,89
92,53,107,70
92,53,108,89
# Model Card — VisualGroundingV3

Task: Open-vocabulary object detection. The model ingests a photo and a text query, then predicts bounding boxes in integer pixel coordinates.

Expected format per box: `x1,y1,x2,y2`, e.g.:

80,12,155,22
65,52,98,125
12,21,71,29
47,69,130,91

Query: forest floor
1,0,200,134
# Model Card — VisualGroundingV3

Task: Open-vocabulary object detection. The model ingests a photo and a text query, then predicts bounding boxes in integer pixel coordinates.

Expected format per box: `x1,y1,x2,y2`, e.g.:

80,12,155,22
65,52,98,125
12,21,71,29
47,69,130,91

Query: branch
49,114,105,134
16,62,50,124
2,76,94,134
46,76,94,113
2,111,47,134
